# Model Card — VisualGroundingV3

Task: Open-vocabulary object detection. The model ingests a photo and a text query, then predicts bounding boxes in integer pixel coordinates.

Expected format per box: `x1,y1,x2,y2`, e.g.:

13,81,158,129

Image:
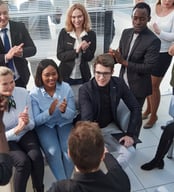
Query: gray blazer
119,27,161,98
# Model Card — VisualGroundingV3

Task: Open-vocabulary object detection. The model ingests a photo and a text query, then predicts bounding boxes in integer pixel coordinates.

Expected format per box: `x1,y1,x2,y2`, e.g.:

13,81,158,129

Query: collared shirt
0,23,19,80
123,33,139,87
30,82,76,128
3,87,35,142
0,23,12,46
68,30,88,79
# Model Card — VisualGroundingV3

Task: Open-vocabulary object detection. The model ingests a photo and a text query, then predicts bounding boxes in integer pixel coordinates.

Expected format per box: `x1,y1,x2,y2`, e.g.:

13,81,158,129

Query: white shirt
123,33,139,87
68,30,87,79
149,4,174,52
0,23,19,79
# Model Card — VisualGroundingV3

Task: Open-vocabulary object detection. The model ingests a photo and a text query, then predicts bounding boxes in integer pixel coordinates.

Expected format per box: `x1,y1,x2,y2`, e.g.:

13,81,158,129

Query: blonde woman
57,3,96,85
0,66,44,192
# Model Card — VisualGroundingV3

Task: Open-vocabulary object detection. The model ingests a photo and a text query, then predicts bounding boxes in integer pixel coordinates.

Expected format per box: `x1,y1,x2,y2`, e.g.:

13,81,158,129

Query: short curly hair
68,121,104,173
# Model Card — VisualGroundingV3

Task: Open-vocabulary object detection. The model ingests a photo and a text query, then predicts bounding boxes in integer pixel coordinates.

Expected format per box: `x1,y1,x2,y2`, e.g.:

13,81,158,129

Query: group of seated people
1,52,174,191
0,1,138,191
0,53,142,192
1,1,174,192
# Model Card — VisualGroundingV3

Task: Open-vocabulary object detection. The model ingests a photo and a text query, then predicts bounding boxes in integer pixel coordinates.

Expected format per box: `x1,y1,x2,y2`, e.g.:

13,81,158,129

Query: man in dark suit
0,0,36,88
78,54,142,168
110,2,161,111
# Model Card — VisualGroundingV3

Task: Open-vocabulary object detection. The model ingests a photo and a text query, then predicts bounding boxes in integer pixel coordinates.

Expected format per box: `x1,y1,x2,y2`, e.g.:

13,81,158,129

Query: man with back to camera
47,121,130,192
0,0,36,88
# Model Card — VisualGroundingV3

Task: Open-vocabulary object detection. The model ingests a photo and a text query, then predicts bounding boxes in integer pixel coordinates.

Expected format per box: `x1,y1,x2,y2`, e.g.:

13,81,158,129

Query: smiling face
41,65,58,90
132,8,150,33
94,64,113,87
71,8,84,30
0,3,9,29
0,73,15,97
161,0,174,8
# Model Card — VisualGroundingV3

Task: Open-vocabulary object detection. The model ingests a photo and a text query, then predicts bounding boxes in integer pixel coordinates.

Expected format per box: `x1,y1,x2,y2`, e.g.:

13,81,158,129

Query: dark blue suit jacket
0,20,36,86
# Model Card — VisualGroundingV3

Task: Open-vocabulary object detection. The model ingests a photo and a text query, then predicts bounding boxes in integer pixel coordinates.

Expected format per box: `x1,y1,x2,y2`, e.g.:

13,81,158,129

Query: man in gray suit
111,2,160,113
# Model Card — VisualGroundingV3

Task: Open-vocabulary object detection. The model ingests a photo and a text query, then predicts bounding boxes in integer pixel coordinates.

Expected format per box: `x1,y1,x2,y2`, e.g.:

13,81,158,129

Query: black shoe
141,159,164,171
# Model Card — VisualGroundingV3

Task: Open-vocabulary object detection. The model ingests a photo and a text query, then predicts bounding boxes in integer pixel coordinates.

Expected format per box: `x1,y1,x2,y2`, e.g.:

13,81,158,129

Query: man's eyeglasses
94,71,112,77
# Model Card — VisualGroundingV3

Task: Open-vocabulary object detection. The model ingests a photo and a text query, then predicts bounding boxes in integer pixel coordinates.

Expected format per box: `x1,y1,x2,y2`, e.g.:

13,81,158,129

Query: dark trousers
136,97,146,110
135,97,145,138
155,122,174,161
8,130,44,192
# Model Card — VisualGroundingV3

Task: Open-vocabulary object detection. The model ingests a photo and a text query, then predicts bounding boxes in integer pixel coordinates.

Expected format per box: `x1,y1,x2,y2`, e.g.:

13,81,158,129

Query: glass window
7,0,156,63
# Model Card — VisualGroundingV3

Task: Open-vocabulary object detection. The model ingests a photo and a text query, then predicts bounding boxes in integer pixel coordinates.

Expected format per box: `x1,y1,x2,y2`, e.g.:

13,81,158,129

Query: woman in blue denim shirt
30,59,76,180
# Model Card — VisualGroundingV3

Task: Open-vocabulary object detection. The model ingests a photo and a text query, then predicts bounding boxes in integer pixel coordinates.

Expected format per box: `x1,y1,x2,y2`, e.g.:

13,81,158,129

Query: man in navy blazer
0,1,36,88
111,2,161,112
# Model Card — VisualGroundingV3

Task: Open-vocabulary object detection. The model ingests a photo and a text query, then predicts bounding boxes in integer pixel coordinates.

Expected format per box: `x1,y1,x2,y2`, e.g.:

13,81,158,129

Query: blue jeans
35,123,74,180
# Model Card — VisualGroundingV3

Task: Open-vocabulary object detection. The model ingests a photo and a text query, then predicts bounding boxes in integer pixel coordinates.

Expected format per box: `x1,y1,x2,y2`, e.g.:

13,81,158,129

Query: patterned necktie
1,28,15,73
8,96,16,112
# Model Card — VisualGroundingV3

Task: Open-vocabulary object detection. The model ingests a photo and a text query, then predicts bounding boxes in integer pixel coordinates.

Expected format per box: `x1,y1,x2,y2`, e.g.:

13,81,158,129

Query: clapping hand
59,98,67,113
76,40,91,53
49,98,67,114
19,107,29,125
6,43,24,60
15,107,29,135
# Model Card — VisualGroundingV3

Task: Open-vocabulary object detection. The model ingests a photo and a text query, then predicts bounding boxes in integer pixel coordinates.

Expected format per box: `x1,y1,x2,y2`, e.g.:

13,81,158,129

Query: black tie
1,28,15,73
